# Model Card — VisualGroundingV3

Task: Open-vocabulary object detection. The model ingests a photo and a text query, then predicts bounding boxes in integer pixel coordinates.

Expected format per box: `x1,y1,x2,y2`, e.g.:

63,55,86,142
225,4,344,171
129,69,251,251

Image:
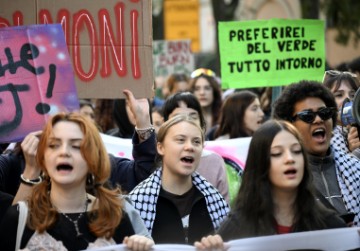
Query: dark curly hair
272,80,337,128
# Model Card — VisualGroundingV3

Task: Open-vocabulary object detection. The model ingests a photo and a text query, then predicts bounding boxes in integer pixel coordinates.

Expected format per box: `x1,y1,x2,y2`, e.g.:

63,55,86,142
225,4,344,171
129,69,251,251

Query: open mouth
56,164,73,171
312,128,326,140
181,156,194,164
284,169,297,175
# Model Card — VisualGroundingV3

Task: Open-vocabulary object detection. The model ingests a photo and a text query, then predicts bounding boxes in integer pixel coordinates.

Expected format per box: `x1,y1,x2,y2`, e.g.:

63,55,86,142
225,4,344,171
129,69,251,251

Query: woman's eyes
48,144,59,149
270,149,302,157
193,139,202,145
270,152,281,157
176,138,185,143
293,149,302,154
175,138,202,145
47,144,81,149
334,93,343,98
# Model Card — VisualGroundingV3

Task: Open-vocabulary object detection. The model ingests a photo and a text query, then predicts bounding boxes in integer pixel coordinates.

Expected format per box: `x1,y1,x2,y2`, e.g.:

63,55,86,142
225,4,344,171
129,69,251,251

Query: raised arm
13,131,42,204
108,90,156,193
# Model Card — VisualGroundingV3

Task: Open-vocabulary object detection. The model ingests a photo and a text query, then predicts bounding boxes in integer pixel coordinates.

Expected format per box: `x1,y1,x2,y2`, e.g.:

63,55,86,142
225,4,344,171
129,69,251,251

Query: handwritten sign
0,0,153,99
0,24,79,142
164,0,200,52
153,40,194,77
218,19,325,89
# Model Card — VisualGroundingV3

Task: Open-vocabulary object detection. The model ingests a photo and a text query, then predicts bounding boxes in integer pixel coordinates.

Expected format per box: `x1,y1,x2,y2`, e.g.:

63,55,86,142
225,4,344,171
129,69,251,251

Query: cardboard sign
164,0,200,52
0,24,79,142
0,0,153,99
218,19,325,89
153,40,194,77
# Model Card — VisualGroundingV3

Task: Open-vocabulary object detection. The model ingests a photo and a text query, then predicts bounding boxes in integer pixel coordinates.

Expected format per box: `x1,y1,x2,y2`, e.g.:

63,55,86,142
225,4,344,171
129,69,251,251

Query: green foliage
321,0,360,46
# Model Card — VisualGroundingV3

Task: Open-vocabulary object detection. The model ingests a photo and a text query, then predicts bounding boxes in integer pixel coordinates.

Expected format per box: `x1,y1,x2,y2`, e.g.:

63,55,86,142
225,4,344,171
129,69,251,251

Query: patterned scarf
128,169,230,234
331,126,360,226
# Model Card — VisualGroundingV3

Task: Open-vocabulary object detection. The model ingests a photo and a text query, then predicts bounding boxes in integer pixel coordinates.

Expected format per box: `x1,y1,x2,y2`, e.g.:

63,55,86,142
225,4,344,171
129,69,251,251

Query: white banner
85,227,360,251
100,133,251,170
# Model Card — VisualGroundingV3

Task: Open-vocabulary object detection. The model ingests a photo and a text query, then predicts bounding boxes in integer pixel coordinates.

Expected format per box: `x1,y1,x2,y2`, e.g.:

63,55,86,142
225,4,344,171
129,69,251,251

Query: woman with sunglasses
273,80,360,226
323,70,360,159
190,68,222,133
195,120,346,250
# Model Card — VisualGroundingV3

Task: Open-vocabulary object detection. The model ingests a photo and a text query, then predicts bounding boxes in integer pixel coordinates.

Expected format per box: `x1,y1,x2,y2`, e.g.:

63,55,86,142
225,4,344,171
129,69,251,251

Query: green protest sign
218,19,325,89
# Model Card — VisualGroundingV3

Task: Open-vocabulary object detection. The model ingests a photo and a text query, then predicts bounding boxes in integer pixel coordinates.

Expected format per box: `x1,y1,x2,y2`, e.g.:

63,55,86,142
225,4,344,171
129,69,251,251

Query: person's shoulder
206,125,219,141
318,204,347,228
323,213,347,228
128,170,160,195
1,202,20,224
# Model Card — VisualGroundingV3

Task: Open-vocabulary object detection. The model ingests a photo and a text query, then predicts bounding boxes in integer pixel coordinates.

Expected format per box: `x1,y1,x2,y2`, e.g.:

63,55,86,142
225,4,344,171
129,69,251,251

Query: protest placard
153,40,194,77
0,24,79,142
218,19,325,89
164,0,200,52
0,0,153,99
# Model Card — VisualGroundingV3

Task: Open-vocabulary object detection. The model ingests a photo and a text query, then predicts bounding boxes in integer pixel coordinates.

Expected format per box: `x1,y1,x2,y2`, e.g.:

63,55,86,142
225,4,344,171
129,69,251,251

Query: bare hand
21,130,42,179
123,89,151,129
194,235,227,251
347,126,360,152
123,235,154,251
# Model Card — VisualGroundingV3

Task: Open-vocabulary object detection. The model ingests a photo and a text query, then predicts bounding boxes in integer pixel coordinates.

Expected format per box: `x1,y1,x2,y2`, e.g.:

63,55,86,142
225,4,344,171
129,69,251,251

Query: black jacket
152,188,214,244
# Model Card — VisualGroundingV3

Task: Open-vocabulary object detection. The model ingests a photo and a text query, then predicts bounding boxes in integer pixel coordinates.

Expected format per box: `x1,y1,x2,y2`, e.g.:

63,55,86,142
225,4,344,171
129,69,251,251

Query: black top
0,191,13,224
0,206,135,251
151,186,214,244
217,208,347,242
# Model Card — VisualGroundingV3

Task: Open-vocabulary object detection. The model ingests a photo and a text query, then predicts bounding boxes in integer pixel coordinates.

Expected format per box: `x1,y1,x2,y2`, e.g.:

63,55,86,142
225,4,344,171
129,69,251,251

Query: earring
86,173,95,186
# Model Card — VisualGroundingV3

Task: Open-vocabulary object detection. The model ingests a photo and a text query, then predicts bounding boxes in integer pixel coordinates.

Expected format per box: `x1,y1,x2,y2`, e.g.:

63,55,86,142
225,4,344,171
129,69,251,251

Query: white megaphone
341,88,360,127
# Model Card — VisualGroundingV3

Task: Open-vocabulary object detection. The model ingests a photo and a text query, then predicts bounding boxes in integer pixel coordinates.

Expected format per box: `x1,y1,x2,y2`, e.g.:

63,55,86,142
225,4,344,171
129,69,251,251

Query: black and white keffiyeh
331,126,360,226
128,169,230,234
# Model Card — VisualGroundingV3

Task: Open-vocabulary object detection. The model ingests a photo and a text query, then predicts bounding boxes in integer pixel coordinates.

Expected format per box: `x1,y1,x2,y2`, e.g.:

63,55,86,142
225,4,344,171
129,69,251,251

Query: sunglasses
291,107,336,124
190,68,216,79
322,70,358,82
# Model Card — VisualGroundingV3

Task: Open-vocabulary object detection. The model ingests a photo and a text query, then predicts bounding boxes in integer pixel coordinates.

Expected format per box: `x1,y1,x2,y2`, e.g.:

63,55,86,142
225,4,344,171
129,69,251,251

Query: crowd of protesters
1,56,360,250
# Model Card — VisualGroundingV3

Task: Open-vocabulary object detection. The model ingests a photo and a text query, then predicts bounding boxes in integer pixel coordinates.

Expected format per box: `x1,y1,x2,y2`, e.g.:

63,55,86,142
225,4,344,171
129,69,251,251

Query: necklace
60,194,89,238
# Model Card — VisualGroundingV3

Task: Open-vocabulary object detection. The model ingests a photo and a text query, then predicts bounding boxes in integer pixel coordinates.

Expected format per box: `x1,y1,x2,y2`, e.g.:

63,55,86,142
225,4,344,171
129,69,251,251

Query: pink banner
0,24,79,142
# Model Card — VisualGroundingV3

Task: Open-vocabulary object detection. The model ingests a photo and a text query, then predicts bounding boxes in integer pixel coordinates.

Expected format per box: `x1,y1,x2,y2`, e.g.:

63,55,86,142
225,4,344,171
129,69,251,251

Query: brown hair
190,75,222,127
29,112,122,238
166,73,190,94
215,91,258,138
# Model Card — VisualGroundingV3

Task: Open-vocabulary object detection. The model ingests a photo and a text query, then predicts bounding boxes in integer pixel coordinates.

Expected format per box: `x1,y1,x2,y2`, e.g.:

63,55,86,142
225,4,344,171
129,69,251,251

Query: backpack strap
16,201,28,251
